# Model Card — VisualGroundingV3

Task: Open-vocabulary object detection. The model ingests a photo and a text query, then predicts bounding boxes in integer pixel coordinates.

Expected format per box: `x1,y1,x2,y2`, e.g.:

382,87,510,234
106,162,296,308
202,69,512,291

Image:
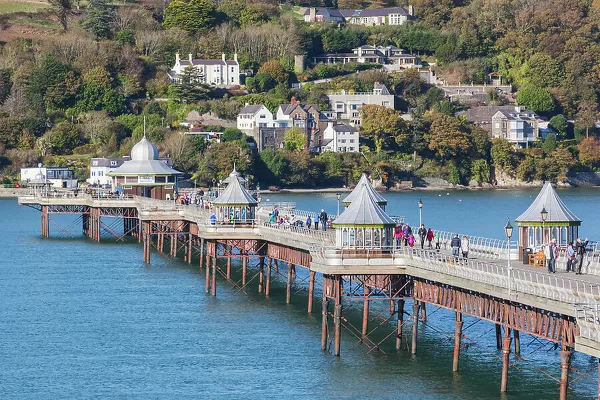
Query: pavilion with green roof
333,182,395,249
342,173,387,211
212,170,257,224
515,182,581,258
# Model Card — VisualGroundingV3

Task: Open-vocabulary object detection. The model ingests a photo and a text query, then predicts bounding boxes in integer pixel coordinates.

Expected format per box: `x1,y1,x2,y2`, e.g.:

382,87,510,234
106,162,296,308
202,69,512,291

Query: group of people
267,208,330,231
393,224,441,250
173,191,210,209
544,237,588,274
450,234,470,259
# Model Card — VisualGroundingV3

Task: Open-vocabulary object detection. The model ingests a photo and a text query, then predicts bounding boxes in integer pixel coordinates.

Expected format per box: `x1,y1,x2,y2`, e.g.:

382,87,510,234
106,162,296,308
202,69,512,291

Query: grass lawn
0,1,48,15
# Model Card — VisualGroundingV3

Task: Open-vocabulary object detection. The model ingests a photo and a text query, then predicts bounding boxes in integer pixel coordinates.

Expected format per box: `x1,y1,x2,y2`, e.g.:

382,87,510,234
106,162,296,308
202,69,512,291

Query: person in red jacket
426,228,434,248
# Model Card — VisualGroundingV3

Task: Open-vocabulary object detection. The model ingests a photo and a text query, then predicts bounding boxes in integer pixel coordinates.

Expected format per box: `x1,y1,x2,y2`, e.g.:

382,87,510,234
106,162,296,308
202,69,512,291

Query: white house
168,53,240,87
88,157,130,186
21,166,78,188
491,107,541,148
325,83,396,125
237,104,275,132
322,122,359,152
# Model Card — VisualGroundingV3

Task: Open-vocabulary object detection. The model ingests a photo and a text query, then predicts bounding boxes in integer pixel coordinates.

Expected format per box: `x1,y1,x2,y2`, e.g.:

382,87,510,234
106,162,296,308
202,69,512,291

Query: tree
257,60,288,84
44,122,81,154
424,112,472,159
196,141,253,181
491,138,517,175
283,127,305,151
516,85,555,114
577,137,600,166
542,134,557,154
360,105,409,153
169,65,210,103
548,114,569,140
48,0,73,32
575,100,598,138
470,159,490,185
163,0,216,35
221,128,244,142
80,0,115,40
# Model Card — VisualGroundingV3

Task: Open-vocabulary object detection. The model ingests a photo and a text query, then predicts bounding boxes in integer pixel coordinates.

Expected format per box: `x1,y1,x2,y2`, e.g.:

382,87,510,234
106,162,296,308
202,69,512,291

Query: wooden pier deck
18,193,600,399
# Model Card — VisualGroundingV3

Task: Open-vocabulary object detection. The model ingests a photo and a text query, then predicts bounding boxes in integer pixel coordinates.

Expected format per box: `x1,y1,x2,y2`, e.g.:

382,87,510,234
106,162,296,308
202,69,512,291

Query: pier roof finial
342,173,387,208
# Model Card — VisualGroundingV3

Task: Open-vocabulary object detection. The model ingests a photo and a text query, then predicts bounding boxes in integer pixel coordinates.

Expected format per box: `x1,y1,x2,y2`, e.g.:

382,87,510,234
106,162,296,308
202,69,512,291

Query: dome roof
131,136,159,161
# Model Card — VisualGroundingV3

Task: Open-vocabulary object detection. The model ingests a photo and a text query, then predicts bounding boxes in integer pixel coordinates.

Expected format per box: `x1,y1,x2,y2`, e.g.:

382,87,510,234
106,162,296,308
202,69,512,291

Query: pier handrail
432,229,516,259
575,303,600,342
260,222,335,244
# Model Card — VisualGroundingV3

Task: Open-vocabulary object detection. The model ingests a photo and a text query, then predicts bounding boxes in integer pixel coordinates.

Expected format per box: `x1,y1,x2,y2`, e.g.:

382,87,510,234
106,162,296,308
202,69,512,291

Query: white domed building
108,136,182,199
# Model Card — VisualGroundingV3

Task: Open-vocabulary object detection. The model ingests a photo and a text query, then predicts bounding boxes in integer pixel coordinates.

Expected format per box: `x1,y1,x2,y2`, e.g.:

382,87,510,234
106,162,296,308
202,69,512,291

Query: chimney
291,96,298,105
222,53,226,62
188,53,193,62
408,5,414,16
234,53,238,62
309,7,316,22
175,52,180,63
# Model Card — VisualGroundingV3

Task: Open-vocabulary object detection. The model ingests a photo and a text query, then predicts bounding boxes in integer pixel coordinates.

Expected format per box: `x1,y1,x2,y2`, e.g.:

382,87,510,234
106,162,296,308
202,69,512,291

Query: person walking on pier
545,239,558,273
319,209,328,231
426,228,434,248
575,237,589,275
451,234,461,260
306,215,312,229
434,232,440,250
566,242,575,272
418,224,427,249
394,225,403,247
461,235,469,259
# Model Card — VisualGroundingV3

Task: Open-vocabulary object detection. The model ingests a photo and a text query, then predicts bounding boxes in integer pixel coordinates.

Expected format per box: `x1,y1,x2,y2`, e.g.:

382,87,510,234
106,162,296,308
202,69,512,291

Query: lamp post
505,218,513,295
540,206,548,245
418,199,423,226
336,192,341,216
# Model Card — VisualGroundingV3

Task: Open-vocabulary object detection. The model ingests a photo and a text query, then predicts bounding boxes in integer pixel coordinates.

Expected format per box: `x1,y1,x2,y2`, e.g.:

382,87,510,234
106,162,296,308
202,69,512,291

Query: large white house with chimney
168,53,240,87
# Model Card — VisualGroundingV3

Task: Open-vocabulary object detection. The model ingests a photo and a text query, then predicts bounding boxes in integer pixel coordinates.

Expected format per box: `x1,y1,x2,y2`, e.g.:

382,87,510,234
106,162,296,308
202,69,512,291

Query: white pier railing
575,303,600,342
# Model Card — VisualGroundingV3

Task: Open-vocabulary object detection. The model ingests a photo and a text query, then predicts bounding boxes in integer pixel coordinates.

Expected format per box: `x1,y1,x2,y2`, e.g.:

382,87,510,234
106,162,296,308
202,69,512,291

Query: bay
0,188,598,399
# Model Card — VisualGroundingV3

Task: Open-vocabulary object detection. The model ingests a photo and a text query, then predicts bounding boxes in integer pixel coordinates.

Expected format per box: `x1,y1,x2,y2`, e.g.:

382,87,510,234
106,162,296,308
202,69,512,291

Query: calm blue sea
0,188,598,399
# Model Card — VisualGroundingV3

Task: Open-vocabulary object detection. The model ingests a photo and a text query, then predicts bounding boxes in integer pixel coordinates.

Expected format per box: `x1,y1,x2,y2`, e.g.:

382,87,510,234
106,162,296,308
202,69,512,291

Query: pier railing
433,230,516,260
575,303,600,342
261,223,335,244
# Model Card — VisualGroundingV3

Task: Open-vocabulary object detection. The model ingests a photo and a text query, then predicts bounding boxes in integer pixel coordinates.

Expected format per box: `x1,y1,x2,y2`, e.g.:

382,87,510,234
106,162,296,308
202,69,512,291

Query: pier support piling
421,302,427,322
411,300,419,355
500,327,511,393
396,299,405,350
362,285,370,339
205,255,211,294
514,330,520,356
334,303,342,357
241,252,247,287
308,271,315,313
265,258,272,297
496,324,502,350
41,205,49,237
187,233,193,264
258,256,264,293
559,345,572,400
211,255,217,297
453,312,463,372
321,298,328,351
286,263,293,304
199,238,204,270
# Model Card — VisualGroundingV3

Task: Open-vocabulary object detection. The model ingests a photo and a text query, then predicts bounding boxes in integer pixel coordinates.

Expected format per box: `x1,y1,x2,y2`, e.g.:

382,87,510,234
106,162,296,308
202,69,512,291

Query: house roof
332,123,358,132
358,7,410,17
516,182,580,224
239,105,265,115
373,82,391,95
339,9,360,17
186,110,202,122
464,106,521,124
212,175,257,207
342,173,387,206
334,182,394,226
303,7,346,17
180,59,239,67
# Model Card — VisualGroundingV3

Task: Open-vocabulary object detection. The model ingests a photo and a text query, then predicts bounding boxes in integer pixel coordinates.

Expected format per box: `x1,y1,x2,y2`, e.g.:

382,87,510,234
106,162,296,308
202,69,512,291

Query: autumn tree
360,105,409,153
491,138,518,176
424,112,472,160
196,141,253,181
577,137,600,166
516,85,555,114
257,60,289,84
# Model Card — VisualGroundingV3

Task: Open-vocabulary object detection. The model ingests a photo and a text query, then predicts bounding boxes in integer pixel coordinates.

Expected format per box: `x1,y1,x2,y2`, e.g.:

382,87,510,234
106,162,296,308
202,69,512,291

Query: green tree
360,105,409,153
169,65,210,103
196,141,252,181
424,112,472,159
548,114,569,140
221,128,244,142
48,0,73,32
542,134,557,154
163,0,216,35
283,127,306,151
470,159,490,185
516,85,555,114
80,0,115,40
491,138,517,175
516,156,537,182
44,122,81,154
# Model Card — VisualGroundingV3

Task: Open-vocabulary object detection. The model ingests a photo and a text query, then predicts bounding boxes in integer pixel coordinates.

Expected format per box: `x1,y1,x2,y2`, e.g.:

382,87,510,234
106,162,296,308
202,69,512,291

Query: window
336,104,343,109
231,67,234,72
382,101,390,107
349,147,355,151
110,161,117,166
349,139,355,143
351,104,359,110
259,115,266,119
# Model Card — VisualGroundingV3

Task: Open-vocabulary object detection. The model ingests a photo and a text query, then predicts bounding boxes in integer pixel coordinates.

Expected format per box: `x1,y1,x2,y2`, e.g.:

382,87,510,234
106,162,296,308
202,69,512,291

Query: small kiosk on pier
211,173,257,224
108,136,182,199
515,182,580,260
342,173,387,211
333,183,395,249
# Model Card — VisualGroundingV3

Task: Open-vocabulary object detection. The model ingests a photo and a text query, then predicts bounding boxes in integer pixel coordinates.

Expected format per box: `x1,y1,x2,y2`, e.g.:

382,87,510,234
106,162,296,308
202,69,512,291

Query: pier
18,182,600,399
